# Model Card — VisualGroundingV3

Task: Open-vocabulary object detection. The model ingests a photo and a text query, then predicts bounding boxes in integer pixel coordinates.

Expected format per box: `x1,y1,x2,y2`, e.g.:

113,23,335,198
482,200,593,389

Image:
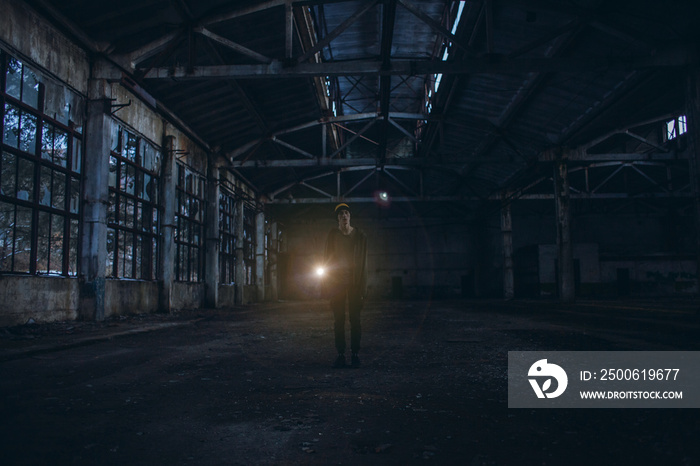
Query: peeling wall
172,283,205,310
167,124,209,174
240,285,258,305
219,169,257,199
0,276,79,326
111,85,164,146
105,280,159,317
219,285,236,306
0,0,89,94
217,285,258,306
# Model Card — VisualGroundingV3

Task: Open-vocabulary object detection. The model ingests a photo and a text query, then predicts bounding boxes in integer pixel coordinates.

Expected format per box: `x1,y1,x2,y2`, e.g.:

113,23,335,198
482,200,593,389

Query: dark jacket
323,227,368,297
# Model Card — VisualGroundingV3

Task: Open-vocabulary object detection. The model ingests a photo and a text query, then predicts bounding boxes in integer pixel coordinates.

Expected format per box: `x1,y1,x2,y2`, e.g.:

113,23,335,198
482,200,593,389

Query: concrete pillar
269,222,279,301
501,193,514,300
234,199,245,304
473,222,486,298
554,151,575,303
685,65,700,298
159,135,177,313
79,78,111,321
255,209,266,301
204,157,220,308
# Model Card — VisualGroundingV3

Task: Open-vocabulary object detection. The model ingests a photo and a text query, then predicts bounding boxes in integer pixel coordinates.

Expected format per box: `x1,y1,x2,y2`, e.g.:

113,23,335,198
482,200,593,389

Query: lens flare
315,266,325,277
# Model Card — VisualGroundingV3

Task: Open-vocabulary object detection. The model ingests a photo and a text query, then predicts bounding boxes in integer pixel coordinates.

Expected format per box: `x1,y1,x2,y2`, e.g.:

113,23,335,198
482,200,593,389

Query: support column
159,135,177,313
473,220,486,298
269,222,279,301
234,199,245,304
501,193,514,300
79,78,111,321
205,156,220,308
685,65,700,298
554,150,575,303
255,209,266,301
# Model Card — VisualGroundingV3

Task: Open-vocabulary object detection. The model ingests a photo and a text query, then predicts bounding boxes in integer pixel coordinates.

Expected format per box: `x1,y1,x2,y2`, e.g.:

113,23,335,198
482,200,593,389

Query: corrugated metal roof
26,0,700,213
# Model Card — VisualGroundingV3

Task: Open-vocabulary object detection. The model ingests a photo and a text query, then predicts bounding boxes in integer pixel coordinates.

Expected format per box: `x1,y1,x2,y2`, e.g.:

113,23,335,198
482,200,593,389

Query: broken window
0,51,82,276
665,115,687,141
106,125,160,279
243,204,256,285
175,163,206,282
219,184,237,285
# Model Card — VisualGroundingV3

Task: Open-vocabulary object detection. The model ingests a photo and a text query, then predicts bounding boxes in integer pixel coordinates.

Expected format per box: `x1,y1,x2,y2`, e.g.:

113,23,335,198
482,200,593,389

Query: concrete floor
1,298,699,465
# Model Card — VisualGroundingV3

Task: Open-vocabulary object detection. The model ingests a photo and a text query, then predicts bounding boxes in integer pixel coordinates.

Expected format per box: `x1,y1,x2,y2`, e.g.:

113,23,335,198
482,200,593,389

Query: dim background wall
280,214,476,300
509,201,697,297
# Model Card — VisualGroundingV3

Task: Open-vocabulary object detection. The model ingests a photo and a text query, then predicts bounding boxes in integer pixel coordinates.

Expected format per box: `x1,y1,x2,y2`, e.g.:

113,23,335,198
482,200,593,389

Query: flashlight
315,266,325,277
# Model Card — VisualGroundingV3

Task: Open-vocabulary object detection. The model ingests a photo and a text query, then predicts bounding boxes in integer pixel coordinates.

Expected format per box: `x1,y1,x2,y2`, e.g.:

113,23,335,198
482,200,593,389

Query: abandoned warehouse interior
4,1,700,464
1,0,700,324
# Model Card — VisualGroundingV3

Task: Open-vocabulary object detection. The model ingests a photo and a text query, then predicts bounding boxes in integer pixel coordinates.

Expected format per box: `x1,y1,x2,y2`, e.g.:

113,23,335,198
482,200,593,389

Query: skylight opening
666,115,687,141
452,1,465,35
434,73,443,93
324,76,337,117
428,2,465,111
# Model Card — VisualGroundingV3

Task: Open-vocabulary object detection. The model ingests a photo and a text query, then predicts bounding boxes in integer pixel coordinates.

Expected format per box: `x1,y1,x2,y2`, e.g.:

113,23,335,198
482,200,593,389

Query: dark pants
329,284,362,354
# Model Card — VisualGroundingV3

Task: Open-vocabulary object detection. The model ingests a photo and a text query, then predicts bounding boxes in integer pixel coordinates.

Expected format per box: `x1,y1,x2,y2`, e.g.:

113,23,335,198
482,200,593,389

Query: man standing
323,203,368,368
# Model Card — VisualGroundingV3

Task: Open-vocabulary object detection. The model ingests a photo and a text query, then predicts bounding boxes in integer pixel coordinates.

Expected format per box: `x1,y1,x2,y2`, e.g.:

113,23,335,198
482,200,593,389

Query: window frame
1,52,83,276
175,162,206,282
106,125,161,280
219,184,237,285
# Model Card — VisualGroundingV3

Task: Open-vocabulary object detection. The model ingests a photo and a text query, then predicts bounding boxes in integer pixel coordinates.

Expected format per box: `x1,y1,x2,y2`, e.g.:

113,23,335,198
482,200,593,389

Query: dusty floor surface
2,298,700,465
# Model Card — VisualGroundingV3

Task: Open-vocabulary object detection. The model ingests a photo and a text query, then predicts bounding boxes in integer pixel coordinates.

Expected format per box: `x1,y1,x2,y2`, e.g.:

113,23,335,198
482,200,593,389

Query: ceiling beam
226,112,433,161
143,46,693,79
295,0,380,64
557,71,655,146
195,27,273,63
397,0,476,56
466,21,587,164
124,29,184,67
329,118,379,158
419,1,483,160
199,0,287,27
266,189,694,204
230,148,686,168
230,159,460,172
378,0,397,164
544,151,685,162
267,195,479,204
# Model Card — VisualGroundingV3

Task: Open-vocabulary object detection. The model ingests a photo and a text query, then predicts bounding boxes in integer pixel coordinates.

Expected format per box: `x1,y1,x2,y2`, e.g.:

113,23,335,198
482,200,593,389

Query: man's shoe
351,353,361,368
333,354,346,368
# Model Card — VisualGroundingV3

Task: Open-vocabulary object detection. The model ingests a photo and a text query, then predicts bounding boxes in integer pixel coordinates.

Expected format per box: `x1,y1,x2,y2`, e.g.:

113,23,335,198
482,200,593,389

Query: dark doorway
461,273,475,298
514,246,539,298
617,268,630,296
392,276,403,299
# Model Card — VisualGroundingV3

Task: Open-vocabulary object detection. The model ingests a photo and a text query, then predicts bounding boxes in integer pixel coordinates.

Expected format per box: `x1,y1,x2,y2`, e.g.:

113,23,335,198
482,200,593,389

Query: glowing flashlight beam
315,267,325,277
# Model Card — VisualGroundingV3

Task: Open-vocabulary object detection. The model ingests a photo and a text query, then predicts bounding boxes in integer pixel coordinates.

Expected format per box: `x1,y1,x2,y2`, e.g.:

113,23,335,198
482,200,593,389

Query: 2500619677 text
580,369,679,381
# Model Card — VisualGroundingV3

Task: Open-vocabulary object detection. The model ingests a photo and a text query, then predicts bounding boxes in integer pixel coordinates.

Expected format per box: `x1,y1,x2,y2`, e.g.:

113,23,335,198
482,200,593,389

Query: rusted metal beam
195,27,273,63
143,49,693,79
397,0,476,56
295,0,380,65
